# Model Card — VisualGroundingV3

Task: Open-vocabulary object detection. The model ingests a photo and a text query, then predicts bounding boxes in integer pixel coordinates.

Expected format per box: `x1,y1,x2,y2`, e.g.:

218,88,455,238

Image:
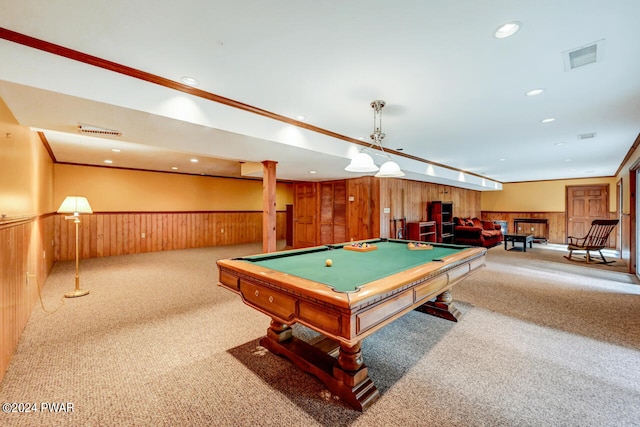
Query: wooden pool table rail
218,246,485,344
216,241,486,411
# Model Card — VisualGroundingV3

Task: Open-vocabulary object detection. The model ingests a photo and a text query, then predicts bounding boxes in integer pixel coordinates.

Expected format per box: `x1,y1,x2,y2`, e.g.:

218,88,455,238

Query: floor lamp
57,196,93,298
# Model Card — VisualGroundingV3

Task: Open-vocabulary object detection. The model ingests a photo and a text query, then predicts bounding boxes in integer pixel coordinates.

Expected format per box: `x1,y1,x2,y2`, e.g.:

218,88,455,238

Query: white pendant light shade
345,152,379,172
375,160,405,177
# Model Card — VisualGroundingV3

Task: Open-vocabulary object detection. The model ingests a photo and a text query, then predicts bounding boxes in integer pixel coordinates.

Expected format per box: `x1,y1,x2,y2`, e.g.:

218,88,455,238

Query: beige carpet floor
1,241,639,426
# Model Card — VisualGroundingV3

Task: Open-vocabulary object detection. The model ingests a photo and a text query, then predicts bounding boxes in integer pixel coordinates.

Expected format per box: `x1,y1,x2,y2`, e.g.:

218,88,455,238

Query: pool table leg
265,319,293,342
260,320,380,411
415,290,461,322
332,341,380,411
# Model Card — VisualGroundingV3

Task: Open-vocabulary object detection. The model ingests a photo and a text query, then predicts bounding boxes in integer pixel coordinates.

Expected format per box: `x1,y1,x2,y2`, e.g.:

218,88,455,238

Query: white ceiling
1,0,640,191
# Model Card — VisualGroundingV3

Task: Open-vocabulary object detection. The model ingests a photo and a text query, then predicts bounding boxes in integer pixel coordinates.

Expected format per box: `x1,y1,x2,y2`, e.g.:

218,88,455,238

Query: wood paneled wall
482,211,566,244
294,178,380,247
347,177,380,241
1,215,55,382
297,178,480,246
2,210,285,380
378,179,481,238
481,211,619,248
620,213,630,262
54,211,287,261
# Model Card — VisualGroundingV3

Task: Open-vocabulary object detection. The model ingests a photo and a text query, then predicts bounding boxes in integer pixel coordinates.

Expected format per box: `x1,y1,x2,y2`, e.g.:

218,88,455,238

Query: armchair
453,217,503,247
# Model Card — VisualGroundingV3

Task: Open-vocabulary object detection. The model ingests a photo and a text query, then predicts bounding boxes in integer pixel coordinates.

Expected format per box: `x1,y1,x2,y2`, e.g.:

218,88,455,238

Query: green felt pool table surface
239,240,465,292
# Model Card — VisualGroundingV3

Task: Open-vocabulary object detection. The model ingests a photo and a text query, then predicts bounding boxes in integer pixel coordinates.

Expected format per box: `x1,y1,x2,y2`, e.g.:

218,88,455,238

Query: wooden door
566,185,609,243
319,181,347,245
294,182,317,248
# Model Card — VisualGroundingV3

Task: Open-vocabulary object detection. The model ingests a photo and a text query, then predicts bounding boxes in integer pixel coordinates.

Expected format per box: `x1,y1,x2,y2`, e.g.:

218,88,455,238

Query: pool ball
325,259,333,267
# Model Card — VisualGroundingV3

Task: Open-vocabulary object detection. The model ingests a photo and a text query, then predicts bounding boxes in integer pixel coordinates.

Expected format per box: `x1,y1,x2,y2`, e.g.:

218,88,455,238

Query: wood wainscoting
481,211,566,244
1,210,284,381
481,211,619,249
0,215,55,382
54,211,287,261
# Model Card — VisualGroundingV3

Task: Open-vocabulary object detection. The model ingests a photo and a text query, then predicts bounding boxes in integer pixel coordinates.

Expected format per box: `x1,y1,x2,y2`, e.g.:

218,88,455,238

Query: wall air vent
563,39,605,71
77,124,122,137
577,132,597,140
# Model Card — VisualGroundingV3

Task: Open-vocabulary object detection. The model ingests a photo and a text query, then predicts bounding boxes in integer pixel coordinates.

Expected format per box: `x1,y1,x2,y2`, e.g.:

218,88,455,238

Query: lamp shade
57,196,93,215
375,160,405,178
345,152,379,172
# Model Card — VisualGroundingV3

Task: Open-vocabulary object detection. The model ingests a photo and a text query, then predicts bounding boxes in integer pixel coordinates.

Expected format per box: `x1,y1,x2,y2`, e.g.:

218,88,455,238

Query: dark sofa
453,217,503,247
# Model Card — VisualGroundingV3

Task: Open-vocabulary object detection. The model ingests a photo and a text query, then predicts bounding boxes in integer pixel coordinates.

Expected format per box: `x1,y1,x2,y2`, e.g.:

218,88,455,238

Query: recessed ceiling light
294,115,307,121
526,89,544,96
499,158,506,161
494,21,522,39
111,148,121,152
172,167,178,170
180,76,199,86
309,170,317,174
104,159,113,164
564,158,573,162
541,118,556,123
190,158,199,163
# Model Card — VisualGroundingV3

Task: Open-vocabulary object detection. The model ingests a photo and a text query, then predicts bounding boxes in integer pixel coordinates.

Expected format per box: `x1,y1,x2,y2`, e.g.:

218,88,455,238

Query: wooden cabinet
428,201,454,243
407,221,437,242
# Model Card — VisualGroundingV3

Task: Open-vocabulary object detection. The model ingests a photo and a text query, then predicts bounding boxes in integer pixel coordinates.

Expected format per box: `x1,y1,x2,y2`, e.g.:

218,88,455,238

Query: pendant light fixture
345,100,404,177
345,152,378,172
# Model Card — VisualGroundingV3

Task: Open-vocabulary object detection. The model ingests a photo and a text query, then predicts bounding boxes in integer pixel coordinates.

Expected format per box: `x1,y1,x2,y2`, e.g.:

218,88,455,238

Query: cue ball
325,259,333,267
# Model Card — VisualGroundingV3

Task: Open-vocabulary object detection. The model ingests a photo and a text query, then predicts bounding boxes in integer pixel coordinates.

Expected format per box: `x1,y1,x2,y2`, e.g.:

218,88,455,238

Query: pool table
217,238,486,411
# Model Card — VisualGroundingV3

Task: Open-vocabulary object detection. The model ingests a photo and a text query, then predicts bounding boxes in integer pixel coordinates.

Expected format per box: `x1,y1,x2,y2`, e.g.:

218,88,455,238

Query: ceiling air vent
77,124,122,137
563,39,605,71
577,132,597,140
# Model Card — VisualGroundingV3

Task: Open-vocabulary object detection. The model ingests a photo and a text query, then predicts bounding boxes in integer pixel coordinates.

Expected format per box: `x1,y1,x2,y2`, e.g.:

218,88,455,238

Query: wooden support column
262,160,277,253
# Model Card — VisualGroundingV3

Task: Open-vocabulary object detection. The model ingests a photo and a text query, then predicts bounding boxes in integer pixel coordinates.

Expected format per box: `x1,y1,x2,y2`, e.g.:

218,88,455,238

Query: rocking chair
564,219,619,264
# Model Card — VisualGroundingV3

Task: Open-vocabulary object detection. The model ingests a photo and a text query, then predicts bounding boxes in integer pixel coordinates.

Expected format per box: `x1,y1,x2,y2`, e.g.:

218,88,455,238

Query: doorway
293,182,317,248
565,184,610,244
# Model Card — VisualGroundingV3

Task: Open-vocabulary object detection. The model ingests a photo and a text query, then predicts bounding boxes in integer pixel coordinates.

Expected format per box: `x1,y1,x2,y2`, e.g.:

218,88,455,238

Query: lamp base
64,289,90,298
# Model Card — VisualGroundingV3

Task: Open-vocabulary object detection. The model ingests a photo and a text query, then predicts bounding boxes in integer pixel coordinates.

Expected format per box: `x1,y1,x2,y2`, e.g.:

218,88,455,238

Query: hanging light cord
371,100,390,159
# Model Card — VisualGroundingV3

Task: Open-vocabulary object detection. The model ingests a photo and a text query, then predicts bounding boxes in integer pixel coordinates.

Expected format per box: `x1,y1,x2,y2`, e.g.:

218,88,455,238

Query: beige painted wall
54,164,293,212
0,99,53,218
481,177,617,212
